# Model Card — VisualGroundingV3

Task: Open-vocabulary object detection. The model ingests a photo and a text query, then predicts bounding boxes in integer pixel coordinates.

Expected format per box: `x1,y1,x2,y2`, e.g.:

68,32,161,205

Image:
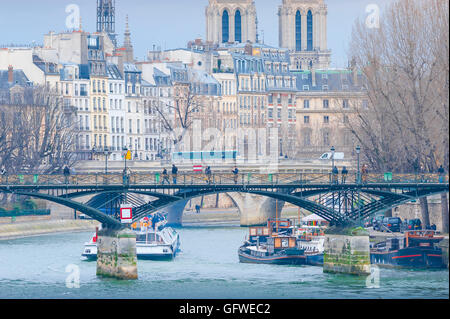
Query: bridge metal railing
0,172,448,187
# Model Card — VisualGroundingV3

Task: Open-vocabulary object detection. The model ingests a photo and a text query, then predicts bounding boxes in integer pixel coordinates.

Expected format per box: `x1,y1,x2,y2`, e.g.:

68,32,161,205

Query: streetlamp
122,146,129,174
356,145,362,227
356,145,361,184
103,146,112,175
330,146,335,169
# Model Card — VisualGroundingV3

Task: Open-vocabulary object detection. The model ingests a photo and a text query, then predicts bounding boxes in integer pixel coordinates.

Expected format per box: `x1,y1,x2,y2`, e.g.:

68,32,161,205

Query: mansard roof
294,69,366,92
0,69,32,89
106,63,123,80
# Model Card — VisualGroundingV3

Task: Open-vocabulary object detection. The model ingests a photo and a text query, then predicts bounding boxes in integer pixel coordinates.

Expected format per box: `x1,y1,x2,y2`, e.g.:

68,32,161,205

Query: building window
304,116,310,124
235,10,242,43
343,115,349,124
362,99,369,109
323,131,330,146
295,11,302,51
303,131,311,146
303,85,310,91
304,100,310,109
222,10,229,43
307,10,313,51
324,116,330,124
343,99,349,109
323,99,329,108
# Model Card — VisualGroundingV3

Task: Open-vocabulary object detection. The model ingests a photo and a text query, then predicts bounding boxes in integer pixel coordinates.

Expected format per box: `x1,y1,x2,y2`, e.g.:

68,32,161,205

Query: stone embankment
0,220,98,240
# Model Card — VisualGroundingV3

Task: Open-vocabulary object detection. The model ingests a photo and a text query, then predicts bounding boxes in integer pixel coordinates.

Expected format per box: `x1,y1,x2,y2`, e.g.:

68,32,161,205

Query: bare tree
347,0,449,228
0,85,78,174
154,82,201,153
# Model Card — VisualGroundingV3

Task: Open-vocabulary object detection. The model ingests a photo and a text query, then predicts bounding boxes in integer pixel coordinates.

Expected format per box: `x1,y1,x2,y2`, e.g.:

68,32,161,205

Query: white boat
82,220,180,261
295,226,325,266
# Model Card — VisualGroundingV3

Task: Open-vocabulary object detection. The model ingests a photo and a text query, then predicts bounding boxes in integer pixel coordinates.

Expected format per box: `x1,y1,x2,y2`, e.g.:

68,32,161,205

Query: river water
0,225,448,299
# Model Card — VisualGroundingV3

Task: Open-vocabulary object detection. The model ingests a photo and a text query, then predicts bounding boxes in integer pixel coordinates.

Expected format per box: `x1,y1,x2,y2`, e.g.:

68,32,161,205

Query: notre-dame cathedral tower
278,0,331,70
206,0,257,44
97,0,117,47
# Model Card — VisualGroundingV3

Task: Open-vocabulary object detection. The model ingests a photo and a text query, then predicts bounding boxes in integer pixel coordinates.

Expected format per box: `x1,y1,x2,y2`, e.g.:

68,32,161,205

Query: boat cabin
266,236,297,254
248,219,295,243
371,230,443,252
405,230,443,249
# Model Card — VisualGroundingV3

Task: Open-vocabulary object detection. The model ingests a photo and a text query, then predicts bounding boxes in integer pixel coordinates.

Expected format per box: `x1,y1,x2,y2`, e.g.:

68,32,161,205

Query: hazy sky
0,0,392,68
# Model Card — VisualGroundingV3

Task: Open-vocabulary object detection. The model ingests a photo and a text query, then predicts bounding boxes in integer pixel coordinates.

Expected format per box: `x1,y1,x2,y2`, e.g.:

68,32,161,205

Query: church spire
124,15,132,48
123,14,134,63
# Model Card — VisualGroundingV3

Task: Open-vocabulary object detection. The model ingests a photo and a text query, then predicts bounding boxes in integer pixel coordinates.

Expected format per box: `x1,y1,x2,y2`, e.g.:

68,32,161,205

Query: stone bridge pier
96,226,138,280
164,194,284,227
228,193,285,226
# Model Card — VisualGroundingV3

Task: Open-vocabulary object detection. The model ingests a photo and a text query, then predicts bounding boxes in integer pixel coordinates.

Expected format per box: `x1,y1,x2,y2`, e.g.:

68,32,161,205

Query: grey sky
0,0,393,68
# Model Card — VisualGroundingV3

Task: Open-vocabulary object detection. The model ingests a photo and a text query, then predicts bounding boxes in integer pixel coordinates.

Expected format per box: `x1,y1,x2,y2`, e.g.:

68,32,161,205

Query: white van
319,152,345,160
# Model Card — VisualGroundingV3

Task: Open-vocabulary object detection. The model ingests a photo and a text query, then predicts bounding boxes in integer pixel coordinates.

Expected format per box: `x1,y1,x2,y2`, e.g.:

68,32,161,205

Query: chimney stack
310,67,316,87
8,65,13,83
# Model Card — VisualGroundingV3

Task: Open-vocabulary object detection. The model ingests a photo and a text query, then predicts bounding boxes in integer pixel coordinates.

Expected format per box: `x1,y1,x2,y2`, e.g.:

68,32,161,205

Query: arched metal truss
1,181,448,228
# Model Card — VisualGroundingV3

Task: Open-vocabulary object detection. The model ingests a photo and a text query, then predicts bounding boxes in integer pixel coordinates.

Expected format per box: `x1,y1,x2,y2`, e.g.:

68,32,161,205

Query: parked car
319,152,345,160
372,215,385,231
380,217,402,233
406,219,422,231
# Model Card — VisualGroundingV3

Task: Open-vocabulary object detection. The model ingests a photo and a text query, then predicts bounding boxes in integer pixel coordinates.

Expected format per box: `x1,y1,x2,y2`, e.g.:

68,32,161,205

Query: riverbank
0,208,310,240
0,220,98,240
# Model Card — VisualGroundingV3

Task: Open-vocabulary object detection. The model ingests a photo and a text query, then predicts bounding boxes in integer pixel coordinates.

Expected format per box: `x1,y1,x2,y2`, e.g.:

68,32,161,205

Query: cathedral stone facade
278,0,330,70
206,0,257,44
206,0,331,71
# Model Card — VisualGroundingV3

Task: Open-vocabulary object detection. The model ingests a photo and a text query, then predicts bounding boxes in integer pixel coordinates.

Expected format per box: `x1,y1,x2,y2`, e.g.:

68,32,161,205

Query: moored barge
370,230,445,268
238,219,324,266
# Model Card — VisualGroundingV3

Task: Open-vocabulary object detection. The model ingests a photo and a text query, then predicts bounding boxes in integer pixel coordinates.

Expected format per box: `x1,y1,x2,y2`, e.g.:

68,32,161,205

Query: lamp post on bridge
356,145,362,227
331,146,335,170
104,147,112,175
356,145,361,184
330,145,336,186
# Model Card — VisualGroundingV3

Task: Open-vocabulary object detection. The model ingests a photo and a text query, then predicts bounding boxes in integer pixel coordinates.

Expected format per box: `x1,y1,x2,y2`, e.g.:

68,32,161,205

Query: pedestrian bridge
0,172,448,228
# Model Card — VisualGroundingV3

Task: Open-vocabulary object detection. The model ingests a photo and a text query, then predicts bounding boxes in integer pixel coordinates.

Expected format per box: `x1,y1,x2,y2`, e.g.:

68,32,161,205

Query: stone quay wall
323,234,371,276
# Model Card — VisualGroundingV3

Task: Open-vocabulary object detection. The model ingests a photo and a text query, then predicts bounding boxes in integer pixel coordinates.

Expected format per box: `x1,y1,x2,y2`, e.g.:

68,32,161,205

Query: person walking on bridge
162,168,170,185
0,165,6,184
232,166,239,184
361,164,368,184
341,166,348,184
332,166,339,184
205,166,212,184
63,165,70,185
172,164,178,184
438,165,445,183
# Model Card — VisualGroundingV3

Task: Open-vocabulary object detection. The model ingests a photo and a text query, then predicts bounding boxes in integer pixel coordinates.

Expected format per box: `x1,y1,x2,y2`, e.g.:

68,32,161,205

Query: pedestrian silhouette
162,168,170,185
341,166,348,184
172,164,178,184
